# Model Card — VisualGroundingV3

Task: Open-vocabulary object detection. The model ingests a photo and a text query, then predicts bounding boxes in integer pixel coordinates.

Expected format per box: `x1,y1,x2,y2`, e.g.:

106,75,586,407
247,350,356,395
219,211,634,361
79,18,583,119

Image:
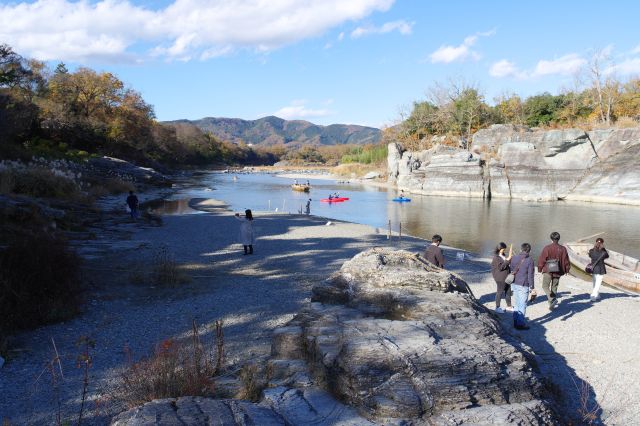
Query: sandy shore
1,198,638,424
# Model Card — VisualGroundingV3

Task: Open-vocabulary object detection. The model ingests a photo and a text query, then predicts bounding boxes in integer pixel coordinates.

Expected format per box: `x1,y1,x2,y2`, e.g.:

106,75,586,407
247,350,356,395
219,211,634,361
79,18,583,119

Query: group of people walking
491,232,609,330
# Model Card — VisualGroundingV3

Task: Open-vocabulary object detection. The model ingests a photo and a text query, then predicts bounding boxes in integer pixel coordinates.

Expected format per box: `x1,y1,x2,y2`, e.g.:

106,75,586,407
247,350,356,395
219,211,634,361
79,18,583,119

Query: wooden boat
291,184,310,192
566,242,640,293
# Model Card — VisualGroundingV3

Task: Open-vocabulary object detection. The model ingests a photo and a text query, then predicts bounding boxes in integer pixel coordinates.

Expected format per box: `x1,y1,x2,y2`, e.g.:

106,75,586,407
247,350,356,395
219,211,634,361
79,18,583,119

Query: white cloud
489,59,527,79
273,100,333,120
351,20,413,38
533,54,586,76
0,0,395,62
607,58,640,75
429,30,494,63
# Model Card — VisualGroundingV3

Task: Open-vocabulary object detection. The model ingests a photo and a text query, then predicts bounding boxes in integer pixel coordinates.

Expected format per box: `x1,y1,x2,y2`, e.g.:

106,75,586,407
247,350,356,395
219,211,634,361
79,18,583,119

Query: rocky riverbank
388,125,640,205
2,198,639,425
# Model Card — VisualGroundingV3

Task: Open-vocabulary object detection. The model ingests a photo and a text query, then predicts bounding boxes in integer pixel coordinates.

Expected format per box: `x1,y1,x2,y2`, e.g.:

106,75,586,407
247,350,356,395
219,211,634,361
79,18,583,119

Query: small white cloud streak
489,59,527,79
351,19,413,38
606,58,640,75
429,29,494,63
533,54,586,76
273,100,333,120
0,0,395,62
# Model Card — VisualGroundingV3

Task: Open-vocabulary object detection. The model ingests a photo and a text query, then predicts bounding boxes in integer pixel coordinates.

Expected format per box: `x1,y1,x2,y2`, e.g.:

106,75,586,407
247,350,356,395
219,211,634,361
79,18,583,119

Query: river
163,172,640,260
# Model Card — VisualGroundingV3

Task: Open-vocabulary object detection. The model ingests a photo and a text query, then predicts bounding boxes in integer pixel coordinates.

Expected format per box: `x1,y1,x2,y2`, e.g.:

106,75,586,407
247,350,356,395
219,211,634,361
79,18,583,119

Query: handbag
546,259,560,273
585,251,606,275
505,257,526,285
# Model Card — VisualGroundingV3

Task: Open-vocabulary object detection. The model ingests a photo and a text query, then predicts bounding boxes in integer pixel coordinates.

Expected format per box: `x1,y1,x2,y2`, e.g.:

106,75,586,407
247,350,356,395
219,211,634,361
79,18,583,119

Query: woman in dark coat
491,242,513,313
588,237,609,301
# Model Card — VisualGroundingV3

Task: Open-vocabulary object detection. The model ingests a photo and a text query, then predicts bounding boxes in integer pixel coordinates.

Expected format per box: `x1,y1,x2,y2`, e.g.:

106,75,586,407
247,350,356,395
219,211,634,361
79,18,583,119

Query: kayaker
328,194,333,200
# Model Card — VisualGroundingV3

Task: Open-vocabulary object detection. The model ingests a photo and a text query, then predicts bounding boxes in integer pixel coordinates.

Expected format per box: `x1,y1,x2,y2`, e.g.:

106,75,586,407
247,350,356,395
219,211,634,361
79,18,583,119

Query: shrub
150,246,190,286
0,167,81,199
0,232,82,333
116,321,220,408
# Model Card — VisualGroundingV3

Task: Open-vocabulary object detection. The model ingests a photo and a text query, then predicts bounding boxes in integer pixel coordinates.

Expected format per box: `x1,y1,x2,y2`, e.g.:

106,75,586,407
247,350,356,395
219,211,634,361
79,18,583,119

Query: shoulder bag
585,251,606,275
505,256,526,285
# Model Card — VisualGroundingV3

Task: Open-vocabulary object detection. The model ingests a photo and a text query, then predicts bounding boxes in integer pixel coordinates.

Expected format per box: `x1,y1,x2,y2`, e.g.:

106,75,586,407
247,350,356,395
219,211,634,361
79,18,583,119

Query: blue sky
1,0,639,127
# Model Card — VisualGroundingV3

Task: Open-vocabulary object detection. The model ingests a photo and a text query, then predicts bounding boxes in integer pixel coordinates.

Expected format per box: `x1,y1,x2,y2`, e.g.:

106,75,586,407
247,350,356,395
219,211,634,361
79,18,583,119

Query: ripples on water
167,172,640,259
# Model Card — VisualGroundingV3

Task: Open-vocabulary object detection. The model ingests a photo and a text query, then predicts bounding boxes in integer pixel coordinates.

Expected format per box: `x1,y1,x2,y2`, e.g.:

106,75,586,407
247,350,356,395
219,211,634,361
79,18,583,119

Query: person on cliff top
537,232,571,310
588,237,609,302
510,243,536,330
491,242,513,313
126,190,139,220
423,235,445,269
235,209,255,255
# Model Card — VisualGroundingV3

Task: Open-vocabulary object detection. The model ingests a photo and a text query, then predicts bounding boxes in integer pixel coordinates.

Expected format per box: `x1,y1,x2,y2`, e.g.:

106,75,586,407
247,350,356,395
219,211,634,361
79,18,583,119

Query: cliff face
388,125,640,205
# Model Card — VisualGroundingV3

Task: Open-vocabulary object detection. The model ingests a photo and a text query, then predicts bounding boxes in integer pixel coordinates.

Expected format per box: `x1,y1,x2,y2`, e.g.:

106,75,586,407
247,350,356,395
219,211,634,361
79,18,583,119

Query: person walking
305,199,311,215
510,243,536,330
126,190,139,220
235,209,255,255
537,231,571,310
491,242,513,313
588,237,609,302
423,234,445,269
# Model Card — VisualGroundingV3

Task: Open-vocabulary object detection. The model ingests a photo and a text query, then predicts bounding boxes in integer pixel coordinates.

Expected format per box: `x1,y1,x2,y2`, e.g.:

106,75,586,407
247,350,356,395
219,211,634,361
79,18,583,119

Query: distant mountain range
166,116,382,146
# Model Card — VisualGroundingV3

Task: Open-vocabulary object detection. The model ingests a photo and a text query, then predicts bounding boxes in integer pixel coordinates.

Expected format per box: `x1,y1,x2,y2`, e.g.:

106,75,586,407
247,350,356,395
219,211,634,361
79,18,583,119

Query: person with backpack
510,243,536,330
588,237,609,302
537,231,571,310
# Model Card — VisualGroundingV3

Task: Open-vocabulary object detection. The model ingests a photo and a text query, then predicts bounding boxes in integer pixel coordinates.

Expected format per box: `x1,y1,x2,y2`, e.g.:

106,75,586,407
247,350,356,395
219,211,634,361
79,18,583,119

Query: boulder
363,171,381,180
112,248,556,425
389,126,640,205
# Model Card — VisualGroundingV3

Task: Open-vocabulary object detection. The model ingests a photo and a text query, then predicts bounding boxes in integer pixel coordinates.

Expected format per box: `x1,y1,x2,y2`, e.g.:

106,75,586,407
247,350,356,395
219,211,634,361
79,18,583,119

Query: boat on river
320,197,349,203
392,197,411,202
566,241,640,293
291,184,310,192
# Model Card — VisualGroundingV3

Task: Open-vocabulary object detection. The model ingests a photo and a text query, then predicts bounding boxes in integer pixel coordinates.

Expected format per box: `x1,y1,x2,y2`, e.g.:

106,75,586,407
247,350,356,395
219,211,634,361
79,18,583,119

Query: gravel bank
1,199,638,425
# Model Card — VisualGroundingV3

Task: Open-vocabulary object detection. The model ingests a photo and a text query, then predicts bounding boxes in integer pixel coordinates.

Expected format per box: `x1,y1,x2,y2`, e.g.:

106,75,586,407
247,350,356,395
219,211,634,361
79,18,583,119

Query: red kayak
320,197,350,202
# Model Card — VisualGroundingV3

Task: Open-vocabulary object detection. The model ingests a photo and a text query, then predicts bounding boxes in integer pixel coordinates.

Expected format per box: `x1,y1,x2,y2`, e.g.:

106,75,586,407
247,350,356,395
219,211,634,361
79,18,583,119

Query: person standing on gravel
491,242,513,313
588,237,609,302
235,209,255,255
423,234,445,269
510,243,536,330
126,190,139,220
537,232,570,310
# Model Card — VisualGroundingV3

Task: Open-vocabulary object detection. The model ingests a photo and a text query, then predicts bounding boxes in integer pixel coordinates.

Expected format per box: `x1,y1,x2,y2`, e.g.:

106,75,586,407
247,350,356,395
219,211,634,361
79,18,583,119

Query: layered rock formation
113,249,556,425
388,125,640,205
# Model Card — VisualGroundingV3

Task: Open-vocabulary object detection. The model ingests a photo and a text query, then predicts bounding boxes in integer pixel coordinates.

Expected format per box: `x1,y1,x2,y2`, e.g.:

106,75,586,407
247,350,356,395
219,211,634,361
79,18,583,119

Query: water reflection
172,172,640,259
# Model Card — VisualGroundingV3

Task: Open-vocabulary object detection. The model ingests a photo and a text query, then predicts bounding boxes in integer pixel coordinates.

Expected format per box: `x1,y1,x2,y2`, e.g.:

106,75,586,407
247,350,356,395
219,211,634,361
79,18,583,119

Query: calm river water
167,172,640,259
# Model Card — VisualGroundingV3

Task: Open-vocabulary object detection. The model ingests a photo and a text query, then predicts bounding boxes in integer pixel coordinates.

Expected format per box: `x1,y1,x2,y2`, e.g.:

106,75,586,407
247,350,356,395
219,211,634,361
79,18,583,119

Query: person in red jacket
537,231,570,310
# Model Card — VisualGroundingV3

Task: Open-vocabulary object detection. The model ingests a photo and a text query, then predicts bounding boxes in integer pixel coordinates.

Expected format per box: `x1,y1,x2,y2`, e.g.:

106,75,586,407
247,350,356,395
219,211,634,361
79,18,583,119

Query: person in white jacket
235,209,255,255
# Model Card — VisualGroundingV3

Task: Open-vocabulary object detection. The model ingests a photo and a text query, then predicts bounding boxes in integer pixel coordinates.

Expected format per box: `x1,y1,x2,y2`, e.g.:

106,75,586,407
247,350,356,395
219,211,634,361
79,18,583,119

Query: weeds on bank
116,320,224,408
150,246,190,286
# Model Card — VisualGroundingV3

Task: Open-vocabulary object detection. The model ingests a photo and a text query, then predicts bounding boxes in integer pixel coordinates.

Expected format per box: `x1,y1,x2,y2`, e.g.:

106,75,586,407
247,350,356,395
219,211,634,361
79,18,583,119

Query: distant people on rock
423,234,445,269
126,190,139,220
510,243,536,330
588,237,609,302
305,199,311,215
537,232,570,310
491,242,513,313
235,209,255,255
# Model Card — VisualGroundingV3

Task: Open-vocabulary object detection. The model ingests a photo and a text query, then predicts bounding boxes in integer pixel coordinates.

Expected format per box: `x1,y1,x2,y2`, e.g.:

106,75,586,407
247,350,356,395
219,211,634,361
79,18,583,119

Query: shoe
495,307,505,313
505,306,514,312
515,325,530,330
549,299,558,310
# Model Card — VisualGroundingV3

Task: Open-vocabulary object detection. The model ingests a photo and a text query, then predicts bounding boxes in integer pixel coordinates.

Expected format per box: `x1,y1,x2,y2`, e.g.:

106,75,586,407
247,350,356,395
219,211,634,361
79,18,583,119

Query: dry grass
116,321,222,408
331,163,384,178
614,116,639,129
150,246,190,286
0,168,82,200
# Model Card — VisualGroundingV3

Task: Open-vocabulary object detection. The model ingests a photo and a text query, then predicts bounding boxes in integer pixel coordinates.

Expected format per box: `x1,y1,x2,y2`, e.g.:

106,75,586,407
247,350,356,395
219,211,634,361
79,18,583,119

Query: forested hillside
170,116,381,147
0,44,277,166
